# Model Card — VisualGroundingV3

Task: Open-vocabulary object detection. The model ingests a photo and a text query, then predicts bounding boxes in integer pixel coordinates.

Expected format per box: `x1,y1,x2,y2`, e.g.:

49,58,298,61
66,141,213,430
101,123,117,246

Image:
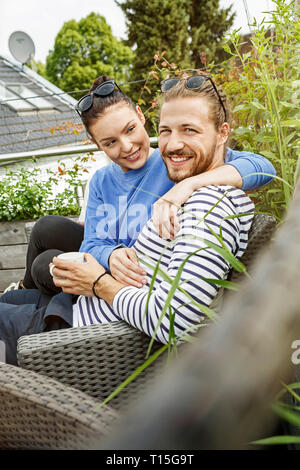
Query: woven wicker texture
229,213,277,282
0,362,119,450
18,321,165,410
17,214,276,410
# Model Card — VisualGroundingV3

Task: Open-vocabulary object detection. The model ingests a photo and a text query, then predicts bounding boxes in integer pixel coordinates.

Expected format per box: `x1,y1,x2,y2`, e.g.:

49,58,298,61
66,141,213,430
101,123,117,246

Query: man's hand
109,247,147,288
51,253,105,296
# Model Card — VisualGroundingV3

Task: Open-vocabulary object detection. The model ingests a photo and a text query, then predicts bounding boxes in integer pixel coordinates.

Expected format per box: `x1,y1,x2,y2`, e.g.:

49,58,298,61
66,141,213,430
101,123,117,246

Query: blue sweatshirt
80,148,275,269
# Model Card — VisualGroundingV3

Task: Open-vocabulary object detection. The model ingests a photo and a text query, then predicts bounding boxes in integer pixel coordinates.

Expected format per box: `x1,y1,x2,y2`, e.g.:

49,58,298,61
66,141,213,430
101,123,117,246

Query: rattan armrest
0,361,118,450
17,321,165,410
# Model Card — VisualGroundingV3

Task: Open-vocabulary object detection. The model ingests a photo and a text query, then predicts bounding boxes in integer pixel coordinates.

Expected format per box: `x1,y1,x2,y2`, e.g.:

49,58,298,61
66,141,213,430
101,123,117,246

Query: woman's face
89,102,150,172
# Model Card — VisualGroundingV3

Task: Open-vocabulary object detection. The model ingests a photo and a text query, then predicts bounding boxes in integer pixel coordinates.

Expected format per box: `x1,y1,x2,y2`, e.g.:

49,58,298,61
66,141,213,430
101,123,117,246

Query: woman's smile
124,149,141,161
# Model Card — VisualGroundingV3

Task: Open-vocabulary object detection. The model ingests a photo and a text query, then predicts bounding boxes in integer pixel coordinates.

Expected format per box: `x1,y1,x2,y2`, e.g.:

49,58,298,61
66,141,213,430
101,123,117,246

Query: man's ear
136,105,146,125
218,122,230,145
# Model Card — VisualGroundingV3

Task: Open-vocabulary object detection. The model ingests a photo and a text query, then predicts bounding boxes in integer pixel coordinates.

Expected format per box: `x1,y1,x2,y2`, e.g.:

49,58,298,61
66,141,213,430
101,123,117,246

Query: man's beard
163,143,217,184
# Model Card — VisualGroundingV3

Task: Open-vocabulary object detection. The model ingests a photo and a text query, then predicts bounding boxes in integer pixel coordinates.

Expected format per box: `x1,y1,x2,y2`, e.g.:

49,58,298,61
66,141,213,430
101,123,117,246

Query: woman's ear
89,134,102,150
136,105,146,125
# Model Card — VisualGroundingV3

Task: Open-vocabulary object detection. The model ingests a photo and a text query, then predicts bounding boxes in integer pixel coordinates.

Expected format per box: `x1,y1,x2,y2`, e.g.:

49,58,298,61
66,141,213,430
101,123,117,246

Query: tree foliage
45,12,133,94
117,0,190,71
188,0,235,67
116,0,235,76
115,0,191,102
27,59,47,78
115,0,235,128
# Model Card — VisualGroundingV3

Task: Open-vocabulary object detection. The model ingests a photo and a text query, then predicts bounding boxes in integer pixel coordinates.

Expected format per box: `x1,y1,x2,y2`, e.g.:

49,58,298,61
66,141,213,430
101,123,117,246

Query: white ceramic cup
57,252,85,263
49,252,84,277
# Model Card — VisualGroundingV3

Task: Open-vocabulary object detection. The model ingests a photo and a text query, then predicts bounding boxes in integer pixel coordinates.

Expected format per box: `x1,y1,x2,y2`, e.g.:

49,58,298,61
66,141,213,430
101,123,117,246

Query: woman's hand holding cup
50,252,105,296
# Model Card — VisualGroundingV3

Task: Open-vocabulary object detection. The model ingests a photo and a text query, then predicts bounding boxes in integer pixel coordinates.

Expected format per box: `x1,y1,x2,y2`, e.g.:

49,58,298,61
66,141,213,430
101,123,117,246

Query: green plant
220,0,300,218
0,155,94,221
252,381,300,447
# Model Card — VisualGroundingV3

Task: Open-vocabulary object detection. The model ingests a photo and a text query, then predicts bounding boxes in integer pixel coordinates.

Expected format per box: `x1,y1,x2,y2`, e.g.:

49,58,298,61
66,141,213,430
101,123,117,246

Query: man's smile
168,155,192,166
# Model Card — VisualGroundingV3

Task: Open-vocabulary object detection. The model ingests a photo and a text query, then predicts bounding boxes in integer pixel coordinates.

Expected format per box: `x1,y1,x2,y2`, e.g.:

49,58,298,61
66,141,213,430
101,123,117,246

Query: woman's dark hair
80,75,136,133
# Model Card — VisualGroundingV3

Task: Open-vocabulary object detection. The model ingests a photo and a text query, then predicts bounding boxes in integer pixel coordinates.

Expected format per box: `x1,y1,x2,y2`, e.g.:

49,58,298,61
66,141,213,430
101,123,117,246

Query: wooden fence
0,220,34,293
0,217,78,293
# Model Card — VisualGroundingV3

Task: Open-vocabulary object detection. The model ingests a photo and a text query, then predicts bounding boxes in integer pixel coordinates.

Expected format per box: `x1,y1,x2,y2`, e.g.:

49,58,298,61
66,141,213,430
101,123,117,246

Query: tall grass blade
272,402,300,427
252,435,300,446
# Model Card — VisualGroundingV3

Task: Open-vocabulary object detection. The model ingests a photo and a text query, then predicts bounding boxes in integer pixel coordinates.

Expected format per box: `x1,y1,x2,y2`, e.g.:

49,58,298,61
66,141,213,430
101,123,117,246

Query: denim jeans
0,289,73,365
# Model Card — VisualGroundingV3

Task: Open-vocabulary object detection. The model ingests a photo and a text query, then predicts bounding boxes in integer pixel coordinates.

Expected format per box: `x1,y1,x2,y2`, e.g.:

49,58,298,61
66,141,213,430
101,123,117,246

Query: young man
0,75,254,362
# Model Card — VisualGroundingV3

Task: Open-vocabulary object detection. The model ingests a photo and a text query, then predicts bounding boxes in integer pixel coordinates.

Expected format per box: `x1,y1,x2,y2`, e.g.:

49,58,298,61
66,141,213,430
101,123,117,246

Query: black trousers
23,215,84,297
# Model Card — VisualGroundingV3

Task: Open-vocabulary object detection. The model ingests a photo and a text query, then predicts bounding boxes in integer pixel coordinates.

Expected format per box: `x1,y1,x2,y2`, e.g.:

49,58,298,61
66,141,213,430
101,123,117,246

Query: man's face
158,97,226,183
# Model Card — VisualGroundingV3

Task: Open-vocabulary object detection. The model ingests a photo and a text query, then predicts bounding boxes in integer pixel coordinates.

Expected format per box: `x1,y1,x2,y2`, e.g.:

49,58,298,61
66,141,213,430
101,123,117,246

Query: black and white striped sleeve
112,186,254,344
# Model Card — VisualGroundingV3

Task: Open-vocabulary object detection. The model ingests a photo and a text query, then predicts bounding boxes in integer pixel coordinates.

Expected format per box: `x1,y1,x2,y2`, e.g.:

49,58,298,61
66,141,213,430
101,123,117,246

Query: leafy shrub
0,156,92,221
219,0,300,218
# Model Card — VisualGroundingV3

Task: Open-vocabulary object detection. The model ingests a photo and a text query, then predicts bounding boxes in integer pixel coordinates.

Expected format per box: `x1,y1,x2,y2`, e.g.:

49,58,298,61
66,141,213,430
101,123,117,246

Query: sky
0,0,276,64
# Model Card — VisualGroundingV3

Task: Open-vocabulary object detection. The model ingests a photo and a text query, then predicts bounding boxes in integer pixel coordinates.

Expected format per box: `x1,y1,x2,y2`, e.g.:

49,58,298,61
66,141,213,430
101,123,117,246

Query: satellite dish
8,31,35,64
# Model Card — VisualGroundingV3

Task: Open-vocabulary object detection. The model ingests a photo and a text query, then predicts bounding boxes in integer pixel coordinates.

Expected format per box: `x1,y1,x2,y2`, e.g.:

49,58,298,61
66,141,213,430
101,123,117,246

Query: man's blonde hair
161,77,231,131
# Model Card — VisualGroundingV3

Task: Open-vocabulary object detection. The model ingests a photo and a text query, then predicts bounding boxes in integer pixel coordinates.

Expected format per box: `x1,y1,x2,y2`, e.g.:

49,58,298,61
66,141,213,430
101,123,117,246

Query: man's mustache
164,149,195,158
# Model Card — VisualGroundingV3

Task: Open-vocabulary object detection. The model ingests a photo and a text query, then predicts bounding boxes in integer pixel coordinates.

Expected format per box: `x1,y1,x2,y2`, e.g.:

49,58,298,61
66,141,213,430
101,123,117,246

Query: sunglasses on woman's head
161,75,227,122
75,80,122,116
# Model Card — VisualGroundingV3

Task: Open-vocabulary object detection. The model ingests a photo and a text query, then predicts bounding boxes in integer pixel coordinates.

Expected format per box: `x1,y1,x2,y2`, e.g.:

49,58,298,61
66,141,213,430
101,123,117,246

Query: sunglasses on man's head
75,80,122,116
161,75,227,122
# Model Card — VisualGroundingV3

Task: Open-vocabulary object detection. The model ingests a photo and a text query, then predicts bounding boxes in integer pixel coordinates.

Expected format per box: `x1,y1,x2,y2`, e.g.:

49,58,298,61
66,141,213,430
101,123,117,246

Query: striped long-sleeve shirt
73,185,254,343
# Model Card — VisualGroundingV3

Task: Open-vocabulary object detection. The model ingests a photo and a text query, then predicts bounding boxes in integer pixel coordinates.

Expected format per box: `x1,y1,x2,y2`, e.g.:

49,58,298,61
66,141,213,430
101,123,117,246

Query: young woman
4,75,275,297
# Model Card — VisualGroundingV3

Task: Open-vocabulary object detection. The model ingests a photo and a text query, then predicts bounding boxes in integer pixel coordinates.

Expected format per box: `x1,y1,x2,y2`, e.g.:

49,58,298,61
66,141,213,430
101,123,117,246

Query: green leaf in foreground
252,435,300,446
276,381,300,403
272,402,300,427
199,278,240,291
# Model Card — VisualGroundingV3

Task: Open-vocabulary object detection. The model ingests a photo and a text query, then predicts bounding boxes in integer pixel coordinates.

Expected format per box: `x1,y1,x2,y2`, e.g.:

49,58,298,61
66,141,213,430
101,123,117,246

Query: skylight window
0,83,54,111
0,83,33,110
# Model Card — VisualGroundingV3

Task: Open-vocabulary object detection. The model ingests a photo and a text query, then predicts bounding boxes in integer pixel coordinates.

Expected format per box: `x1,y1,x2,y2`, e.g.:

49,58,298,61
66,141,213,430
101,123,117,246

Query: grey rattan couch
16,214,277,410
0,361,118,450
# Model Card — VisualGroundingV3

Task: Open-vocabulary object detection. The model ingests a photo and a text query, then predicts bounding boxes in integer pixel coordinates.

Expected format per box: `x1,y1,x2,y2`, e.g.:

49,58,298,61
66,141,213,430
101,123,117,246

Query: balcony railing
0,137,159,165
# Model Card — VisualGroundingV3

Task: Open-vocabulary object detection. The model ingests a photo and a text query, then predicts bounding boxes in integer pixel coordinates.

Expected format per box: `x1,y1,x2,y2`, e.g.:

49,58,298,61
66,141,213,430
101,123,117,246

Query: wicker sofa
17,214,276,401
0,361,119,450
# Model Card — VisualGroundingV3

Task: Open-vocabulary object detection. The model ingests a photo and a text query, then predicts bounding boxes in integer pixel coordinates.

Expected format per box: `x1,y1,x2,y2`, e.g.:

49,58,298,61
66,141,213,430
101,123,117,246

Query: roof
0,55,85,154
